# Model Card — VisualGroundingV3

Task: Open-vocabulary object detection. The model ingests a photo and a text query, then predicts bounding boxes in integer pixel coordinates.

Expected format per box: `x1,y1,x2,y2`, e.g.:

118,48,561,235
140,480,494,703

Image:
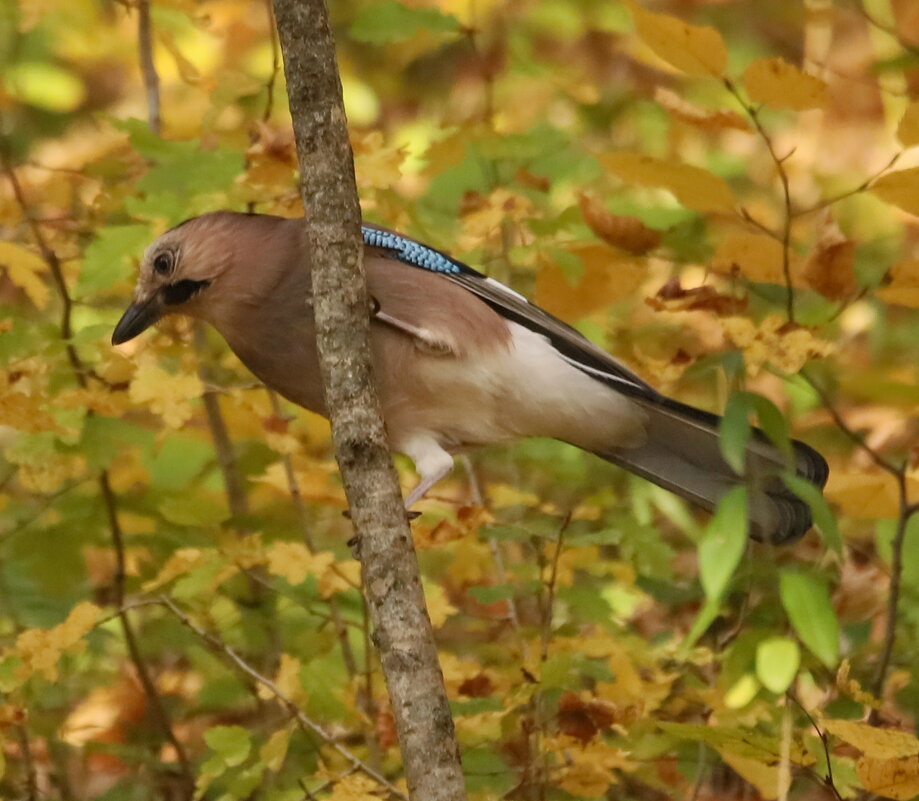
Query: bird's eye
153,251,174,276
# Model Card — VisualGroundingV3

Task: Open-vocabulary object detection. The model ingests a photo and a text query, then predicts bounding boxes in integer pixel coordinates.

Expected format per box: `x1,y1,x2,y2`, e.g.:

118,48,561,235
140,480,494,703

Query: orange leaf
578,194,661,254
535,244,644,320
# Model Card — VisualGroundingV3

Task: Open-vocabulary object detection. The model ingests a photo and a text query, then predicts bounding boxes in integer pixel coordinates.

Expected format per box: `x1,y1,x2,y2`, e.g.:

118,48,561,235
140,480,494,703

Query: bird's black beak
112,293,163,345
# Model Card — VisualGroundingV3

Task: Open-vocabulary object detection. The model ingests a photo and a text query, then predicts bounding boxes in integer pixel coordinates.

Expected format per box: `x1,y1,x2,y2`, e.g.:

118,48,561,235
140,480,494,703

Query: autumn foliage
3,1,919,800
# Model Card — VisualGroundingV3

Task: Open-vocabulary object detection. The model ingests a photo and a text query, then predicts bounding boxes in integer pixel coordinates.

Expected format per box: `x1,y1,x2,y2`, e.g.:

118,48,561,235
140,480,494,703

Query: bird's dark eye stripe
162,279,211,306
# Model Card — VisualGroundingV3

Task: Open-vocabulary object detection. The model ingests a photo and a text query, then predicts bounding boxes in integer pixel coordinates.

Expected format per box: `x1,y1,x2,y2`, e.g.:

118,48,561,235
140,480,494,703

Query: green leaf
756,637,800,694
147,435,214,491
158,494,228,527
720,393,752,474
78,224,152,295
780,571,839,668
5,62,86,112
699,487,747,601
204,725,251,767
783,472,841,553
350,0,460,44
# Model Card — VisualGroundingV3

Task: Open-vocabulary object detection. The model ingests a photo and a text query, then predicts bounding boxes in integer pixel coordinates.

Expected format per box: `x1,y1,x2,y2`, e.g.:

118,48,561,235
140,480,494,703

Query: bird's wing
362,224,657,399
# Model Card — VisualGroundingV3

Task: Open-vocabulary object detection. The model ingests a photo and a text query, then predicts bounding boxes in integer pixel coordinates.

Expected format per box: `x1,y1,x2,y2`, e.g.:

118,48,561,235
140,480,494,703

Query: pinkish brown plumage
113,211,828,542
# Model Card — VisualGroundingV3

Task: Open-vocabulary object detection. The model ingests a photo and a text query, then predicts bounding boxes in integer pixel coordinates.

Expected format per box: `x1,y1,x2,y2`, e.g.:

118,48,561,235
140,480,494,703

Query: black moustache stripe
162,279,211,306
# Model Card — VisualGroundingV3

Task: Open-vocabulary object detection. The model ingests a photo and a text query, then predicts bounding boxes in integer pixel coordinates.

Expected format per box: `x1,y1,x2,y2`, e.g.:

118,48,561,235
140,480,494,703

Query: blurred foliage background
3,0,919,799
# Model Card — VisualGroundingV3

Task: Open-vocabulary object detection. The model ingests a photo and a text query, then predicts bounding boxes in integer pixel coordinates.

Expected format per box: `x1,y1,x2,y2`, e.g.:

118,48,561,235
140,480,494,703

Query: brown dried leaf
654,88,751,132
578,193,661,254
458,673,494,698
647,277,747,316
804,213,858,300
557,691,616,744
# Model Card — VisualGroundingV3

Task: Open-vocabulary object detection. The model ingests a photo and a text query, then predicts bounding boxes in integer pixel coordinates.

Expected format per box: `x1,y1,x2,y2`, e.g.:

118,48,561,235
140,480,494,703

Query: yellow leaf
0,391,57,433
837,660,882,709
266,542,335,586
535,244,644,321
318,559,362,598
718,749,780,800
601,152,736,213
352,130,405,190
0,241,49,309
326,773,382,801
743,57,828,111
823,719,919,760
423,581,457,628
871,167,919,217
258,654,304,706
897,101,919,148
129,356,203,428
546,735,633,798
142,548,205,591
484,483,540,509
856,755,919,800
720,315,834,377
623,0,727,77
877,260,919,308
13,602,101,682
712,230,803,286
260,726,292,773
825,471,901,519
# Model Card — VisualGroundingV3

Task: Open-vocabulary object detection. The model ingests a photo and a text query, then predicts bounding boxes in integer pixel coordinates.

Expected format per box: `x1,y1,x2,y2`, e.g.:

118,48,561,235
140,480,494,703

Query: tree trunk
271,3,468,800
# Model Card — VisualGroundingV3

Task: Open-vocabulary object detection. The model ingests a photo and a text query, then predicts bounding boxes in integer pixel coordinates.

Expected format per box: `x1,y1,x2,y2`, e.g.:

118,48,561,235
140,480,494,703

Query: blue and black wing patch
362,225,477,276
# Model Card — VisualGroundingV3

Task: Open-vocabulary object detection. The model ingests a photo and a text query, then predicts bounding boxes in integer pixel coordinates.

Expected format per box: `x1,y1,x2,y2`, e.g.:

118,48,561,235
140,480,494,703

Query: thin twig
137,0,161,134
872,495,919,699
459,455,527,658
726,79,796,322
100,474,195,794
540,512,571,662
802,372,918,701
157,595,407,799
793,152,902,219
788,691,845,801
263,0,281,121
2,154,85,383
195,326,251,522
15,723,38,801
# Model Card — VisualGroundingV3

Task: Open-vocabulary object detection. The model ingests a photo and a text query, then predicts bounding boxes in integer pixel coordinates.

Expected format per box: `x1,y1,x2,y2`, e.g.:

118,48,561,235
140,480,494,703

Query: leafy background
2,0,919,799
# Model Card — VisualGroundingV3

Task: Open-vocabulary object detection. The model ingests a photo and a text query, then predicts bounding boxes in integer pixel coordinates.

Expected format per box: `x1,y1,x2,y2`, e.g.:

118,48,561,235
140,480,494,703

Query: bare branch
156,595,406,799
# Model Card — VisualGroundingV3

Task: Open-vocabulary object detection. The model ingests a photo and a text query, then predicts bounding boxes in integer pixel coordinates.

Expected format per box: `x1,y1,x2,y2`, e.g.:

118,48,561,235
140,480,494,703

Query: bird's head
111,213,239,346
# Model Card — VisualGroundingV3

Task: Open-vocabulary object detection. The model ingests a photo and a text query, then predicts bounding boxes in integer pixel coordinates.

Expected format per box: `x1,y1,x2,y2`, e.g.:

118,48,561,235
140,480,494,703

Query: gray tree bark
271,3,467,800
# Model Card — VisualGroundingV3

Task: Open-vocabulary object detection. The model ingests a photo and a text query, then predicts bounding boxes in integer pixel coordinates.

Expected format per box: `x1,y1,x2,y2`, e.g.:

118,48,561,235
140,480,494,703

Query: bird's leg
400,435,455,511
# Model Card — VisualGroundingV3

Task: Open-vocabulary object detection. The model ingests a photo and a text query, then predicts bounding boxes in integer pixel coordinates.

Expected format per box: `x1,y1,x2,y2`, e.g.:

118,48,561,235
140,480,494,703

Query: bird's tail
595,396,828,544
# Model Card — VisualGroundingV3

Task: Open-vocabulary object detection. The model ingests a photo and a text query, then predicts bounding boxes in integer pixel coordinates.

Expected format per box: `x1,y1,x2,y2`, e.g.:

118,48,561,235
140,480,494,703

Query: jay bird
112,212,828,543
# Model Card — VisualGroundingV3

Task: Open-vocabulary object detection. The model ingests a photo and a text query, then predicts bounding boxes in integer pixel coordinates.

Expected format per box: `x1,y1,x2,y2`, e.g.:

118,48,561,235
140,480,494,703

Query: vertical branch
137,0,161,135
271,2,467,799
195,326,251,523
